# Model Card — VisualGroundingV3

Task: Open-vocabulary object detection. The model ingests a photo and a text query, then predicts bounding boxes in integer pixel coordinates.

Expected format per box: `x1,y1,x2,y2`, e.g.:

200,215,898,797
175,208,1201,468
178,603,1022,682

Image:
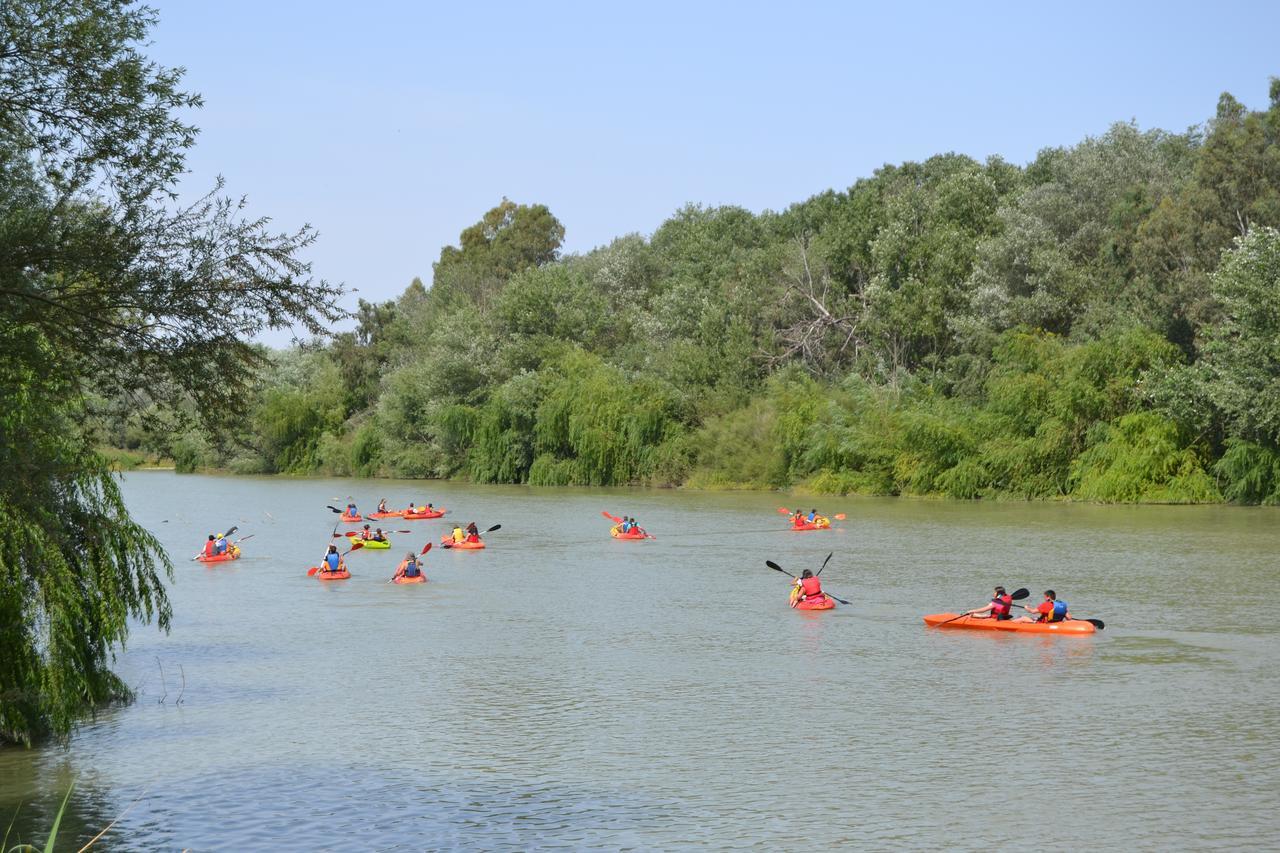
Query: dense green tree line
123,80,1280,505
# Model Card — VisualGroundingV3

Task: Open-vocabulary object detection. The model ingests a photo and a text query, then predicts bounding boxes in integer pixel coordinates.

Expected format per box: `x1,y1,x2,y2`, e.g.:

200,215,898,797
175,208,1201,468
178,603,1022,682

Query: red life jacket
203,541,216,557
800,576,823,599
991,593,1012,619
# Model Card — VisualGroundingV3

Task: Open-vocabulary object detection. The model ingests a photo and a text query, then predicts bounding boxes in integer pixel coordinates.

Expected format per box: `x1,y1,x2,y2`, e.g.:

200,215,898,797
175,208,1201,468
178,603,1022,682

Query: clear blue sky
149,0,1279,338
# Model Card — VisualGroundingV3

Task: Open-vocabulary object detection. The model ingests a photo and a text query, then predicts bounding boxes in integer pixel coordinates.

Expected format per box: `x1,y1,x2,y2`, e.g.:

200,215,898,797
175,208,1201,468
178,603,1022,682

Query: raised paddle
765,560,851,606
777,507,847,521
931,588,1031,626
601,510,623,524
1012,603,1105,630
441,523,500,548
816,552,833,576
306,541,364,575
388,542,432,582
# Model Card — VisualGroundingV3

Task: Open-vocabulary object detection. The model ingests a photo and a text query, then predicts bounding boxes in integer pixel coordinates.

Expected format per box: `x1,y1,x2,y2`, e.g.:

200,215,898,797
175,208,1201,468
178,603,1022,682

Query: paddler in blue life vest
394,551,423,580
965,586,1014,620
321,543,344,574
214,533,228,555
1015,590,1069,623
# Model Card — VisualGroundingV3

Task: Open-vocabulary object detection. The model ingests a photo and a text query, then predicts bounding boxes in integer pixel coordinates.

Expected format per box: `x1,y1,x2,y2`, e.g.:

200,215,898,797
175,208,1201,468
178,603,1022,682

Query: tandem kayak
393,574,427,584
195,548,241,564
343,532,391,549
923,613,1096,635
790,588,836,610
404,508,446,519
313,568,351,580
368,511,404,519
340,514,362,523
790,520,831,532
610,525,648,540
441,536,485,550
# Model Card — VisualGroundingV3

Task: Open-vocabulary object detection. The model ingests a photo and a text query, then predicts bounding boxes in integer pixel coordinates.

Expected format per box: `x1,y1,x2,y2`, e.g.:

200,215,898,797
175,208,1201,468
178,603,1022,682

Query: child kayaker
465,522,480,544
345,502,358,518
395,552,423,580
1015,590,1068,623
451,525,465,544
360,523,373,540
321,544,344,574
965,586,1013,620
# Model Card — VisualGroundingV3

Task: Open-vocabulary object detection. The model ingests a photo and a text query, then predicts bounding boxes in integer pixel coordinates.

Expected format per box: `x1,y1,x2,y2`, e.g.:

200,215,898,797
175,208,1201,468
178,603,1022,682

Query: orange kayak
923,613,1096,634
441,536,485,550
368,511,403,519
610,525,648,540
313,568,351,580
393,574,427,584
195,548,240,564
340,514,362,523
789,520,831,532
405,508,446,519
790,588,836,610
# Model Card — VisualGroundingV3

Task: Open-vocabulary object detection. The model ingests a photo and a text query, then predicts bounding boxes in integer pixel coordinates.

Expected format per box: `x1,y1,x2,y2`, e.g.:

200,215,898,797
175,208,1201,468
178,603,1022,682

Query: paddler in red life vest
965,586,1014,620
202,534,217,558
359,523,374,540
1016,590,1069,623
794,569,825,603
791,510,806,528
465,522,480,544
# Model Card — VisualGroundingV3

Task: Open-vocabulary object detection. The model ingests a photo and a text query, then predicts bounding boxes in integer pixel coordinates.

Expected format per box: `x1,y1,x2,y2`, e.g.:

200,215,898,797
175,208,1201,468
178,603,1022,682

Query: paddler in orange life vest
793,569,824,603
202,534,217,558
965,586,1014,620
1016,590,1069,623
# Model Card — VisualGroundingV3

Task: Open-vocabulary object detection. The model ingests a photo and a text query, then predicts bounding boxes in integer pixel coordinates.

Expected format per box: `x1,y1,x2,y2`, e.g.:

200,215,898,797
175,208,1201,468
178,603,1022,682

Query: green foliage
1071,413,1220,502
1213,439,1280,504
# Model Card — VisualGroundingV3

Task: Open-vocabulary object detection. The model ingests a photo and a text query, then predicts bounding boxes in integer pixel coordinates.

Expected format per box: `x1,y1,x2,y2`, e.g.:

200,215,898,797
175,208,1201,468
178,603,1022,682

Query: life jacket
466,534,480,543
400,559,419,578
806,512,816,522
215,538,227,554
1048,600,1068,622
800,576,823,599
452,528,464,543
991,593,1012,620
361,530,372,540
325,552,340,571
203,541,216,557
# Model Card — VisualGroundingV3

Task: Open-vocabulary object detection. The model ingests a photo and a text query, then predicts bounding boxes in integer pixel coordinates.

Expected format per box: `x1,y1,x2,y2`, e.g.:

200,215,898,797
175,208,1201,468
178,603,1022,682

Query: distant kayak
790,588,835,610
610,525,648,540
441,535,485,550
404,508,446,519
196,548,240,564
367,511,404,519
790,520,831,532
340,513,362,523
923,613,1096,634
313,568,350,580
393,574,427,584
343,532,391,549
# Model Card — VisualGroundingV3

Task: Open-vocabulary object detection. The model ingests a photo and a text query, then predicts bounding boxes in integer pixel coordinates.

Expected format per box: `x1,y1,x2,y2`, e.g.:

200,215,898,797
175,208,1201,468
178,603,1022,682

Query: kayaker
1015,590,1068,623
377,498,389,513
793,569,825,603
372,527,387,542
214,533,228,555
806,508,818,523
965,586,1013,620
321,544,343,574
792,511,806,528
395,552,423,580
426,503,435,512
359,523,373,540
465,522,481,544
629,517,646,536
451,525,465,544
620,517,633,533
345,502,358,517
407,502,416,513
202,535,217,558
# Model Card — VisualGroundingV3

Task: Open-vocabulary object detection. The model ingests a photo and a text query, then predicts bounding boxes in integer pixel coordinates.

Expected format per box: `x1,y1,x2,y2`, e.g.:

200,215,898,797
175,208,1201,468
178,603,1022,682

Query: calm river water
2,471,1278,849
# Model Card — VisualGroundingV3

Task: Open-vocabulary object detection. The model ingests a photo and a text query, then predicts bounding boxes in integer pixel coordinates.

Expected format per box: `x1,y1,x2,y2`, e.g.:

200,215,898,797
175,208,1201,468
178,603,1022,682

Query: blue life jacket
215,538,227,554
404,560,419,577
1050,600,1068,622
807,511,816,522
325,552,340,571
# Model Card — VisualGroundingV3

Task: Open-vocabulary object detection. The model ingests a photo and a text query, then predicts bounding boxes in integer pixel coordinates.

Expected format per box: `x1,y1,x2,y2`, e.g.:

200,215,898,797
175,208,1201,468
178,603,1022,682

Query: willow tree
0,1,345,743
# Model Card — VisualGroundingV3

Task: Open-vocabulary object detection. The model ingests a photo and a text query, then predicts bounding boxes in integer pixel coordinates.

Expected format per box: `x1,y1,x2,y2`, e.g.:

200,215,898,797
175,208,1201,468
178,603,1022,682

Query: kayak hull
313,568,350,580
610,526,648,540
343,532,391,549
923,613,1096,635
394,574,427,584
790,521,830,531
340,514,362,523
196,549,240,564
404,509,446,519
441,536,485,550
790,590,836,610
368,511,404,519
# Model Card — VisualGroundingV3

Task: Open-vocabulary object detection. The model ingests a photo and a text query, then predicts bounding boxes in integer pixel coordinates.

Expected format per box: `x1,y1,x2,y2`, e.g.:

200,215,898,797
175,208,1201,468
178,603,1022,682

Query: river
2,471,1277,849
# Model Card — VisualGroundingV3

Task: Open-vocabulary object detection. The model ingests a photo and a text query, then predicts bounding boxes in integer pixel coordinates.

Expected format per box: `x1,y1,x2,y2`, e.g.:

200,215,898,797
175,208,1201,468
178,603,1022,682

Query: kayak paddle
817,552,833,576
931,588,1030,626
777,507,846,521
765,560,851,606
306,541,364,575
190,526,240,560
601,510,623,523
388,542,433,583
1012,603,1105,630
441,523,500,548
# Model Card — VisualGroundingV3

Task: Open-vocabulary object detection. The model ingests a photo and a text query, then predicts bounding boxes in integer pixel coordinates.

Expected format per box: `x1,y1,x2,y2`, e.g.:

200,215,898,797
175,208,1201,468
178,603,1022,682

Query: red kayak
195,548,241,564
790,520,831,532
610,525,648,540
790,589,836,610
313,567,351,580
340,513,362,523
405,508,446,519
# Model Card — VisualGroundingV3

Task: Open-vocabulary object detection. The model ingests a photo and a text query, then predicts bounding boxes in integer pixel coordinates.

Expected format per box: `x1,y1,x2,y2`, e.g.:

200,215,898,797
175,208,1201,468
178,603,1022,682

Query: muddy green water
2,472,1278,849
